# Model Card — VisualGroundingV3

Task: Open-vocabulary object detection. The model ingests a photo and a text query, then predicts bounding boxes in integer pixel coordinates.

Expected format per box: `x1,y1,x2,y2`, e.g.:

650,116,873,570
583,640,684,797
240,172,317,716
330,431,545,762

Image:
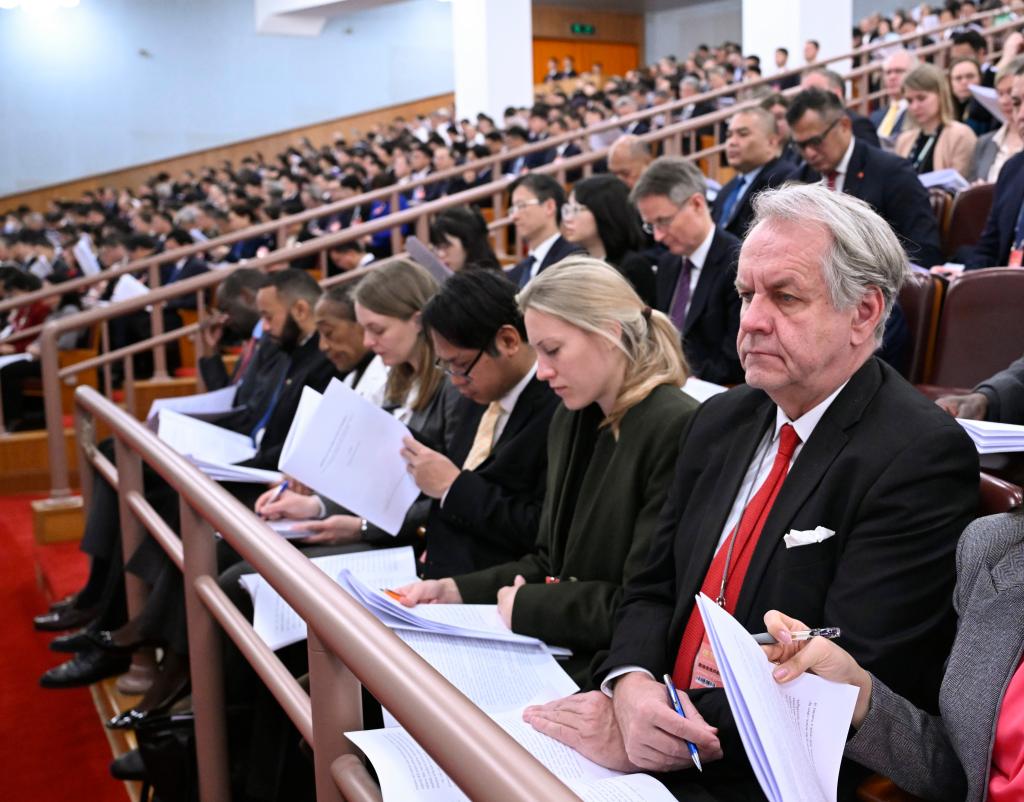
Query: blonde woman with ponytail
398,256,698,684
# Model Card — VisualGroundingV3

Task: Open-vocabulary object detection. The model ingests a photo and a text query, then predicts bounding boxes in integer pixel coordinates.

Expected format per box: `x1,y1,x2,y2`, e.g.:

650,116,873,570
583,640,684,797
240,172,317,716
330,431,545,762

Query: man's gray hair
681,75,701,91
630,155,707,206
749,183,908,344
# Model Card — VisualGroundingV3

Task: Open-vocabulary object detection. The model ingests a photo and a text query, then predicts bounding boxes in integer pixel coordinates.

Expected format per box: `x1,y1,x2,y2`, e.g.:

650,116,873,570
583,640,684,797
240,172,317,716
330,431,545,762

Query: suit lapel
684,230,725,333
733,359,881,623
656,256,682,311
841,142,868,199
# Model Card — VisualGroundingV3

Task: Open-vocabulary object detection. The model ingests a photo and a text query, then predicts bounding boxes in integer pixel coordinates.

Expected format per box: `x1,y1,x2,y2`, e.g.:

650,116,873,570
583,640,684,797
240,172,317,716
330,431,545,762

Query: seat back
944,182,995,258
896,273,945,384
927,268,1024,388
928,188,953,244
979,471,1024,515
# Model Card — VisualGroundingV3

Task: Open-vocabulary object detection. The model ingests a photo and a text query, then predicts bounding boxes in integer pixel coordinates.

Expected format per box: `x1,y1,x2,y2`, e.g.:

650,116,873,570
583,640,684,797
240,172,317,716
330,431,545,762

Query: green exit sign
570,23,596,35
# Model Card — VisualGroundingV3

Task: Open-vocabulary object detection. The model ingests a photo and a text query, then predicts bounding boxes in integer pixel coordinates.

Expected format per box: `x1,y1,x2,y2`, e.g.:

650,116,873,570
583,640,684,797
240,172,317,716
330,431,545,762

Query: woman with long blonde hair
896,62,977,178
398,256,698,683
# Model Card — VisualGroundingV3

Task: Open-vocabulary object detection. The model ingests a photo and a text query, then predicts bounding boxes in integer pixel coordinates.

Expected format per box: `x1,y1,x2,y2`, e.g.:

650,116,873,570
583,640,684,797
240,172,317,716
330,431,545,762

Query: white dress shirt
527,232,561,282
829,136,857,194
671,225,715,319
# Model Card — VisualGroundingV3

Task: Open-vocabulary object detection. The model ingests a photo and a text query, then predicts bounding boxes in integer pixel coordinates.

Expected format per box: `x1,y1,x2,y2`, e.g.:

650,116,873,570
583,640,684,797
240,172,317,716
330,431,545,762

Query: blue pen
663,674,703,772
263,480,289,514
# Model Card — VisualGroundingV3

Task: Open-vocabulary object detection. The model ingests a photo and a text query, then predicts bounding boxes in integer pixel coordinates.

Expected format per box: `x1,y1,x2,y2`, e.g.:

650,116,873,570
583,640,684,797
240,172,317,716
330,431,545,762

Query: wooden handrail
2,5,1013,319
73,385,582,802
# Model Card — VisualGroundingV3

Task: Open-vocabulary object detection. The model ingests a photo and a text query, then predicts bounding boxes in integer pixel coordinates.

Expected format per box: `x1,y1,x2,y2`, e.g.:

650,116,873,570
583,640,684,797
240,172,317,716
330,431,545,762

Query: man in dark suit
399,270,558,578
937,352,1024,424
786,87,944,267
869,50,916,147
505,174,583,288
631,156,743,385
801,68,881,148
522,183,979,800
712,107,795,239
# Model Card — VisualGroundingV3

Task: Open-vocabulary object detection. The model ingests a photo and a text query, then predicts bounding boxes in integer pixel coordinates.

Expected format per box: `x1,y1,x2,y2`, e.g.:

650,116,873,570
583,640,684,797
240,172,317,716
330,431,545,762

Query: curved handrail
2,5,1013,317
72,385,582,802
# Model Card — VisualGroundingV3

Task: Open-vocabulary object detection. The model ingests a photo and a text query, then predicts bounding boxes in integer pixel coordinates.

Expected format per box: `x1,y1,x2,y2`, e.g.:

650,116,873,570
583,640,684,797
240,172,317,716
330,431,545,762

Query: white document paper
147,385,239,421
957,418,1024,454
682,377,728,403
279,384,325,468
406,236,454,283
918,168,970,193
0,352,33,370
240,547,418,651
73,237,101,277
381,630,579,728
190,458,282,485
347,708,677,802
694,594,858,802
157,409,256,464
969,83,1005,124
265,518,319,539
279,380,420,535
110,273,151,303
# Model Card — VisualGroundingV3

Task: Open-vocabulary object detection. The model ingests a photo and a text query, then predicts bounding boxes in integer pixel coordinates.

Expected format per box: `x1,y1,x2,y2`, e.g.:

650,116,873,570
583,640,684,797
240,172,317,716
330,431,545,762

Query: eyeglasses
793,116,841,151
561,202,589,218
434,347,485,380
509,199,541,214
641,204,685,235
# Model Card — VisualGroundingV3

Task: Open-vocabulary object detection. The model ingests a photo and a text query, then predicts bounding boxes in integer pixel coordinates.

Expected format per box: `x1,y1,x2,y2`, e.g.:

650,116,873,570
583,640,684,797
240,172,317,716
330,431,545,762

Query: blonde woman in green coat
398,255,698,684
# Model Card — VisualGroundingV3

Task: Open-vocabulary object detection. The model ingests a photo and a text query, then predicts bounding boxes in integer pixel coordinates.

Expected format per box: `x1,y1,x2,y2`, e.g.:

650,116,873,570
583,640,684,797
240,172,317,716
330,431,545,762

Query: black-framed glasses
793,116,841,151
434,347,485,380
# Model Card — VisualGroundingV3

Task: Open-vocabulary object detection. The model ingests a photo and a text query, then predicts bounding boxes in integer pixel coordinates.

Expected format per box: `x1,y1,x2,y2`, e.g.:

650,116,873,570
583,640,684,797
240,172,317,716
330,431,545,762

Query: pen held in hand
380,588,405,602
753,627,841,645
662,674,703,772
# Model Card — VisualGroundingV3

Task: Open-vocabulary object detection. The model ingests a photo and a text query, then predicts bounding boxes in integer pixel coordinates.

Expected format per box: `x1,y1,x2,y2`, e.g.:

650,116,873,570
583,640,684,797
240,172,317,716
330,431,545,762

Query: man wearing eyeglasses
786,87,944,268
401,269,558,578
505,174,584,288
631,156,743,385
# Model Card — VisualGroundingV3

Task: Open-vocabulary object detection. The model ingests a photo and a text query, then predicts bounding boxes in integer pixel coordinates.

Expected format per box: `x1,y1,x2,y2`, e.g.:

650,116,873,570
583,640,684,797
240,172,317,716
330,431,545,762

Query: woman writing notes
398,256,697,683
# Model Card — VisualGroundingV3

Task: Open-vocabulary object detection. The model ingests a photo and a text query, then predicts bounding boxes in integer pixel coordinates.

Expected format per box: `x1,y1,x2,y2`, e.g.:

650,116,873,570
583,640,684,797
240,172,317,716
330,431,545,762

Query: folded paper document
918,168,970,194
694,594,857,802
278,379,420,535
347,705,678,802
157,409,256,464
957,418,1024,454
147,385,238,422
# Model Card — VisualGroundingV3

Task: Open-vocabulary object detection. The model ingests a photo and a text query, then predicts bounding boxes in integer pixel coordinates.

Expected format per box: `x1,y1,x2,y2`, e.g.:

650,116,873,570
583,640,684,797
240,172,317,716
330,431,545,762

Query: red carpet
0,494,126,802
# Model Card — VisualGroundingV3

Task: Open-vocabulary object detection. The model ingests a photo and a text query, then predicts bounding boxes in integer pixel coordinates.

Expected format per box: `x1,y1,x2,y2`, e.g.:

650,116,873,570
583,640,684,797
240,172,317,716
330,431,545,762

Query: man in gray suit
763,511,1024,802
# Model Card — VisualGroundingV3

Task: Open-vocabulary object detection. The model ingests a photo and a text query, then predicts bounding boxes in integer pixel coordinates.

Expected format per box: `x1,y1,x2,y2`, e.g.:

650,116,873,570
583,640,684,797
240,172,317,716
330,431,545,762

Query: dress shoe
39,649,130,689
107,707,148,730
33,604,98,632
109,748,147,781
50,627,97,654
47,593,79,614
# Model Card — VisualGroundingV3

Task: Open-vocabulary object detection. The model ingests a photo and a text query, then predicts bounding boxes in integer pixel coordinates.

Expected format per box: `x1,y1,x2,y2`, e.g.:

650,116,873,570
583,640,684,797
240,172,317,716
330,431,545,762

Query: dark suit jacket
655,228,743,385
849,109,881,148
455,384,698,685
199,333,288,436
240,332,336,470
597,358,979,791
505,236,584,288
976,353,1024,423
790,139,944,267
868,104,907,140
963,151,1024,269
710,157,795,239
423,375,559,578
844,513,1024,802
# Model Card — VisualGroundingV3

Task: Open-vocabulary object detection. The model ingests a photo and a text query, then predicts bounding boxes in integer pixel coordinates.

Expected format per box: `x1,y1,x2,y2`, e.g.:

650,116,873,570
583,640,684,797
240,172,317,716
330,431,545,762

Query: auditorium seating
943,182,996,259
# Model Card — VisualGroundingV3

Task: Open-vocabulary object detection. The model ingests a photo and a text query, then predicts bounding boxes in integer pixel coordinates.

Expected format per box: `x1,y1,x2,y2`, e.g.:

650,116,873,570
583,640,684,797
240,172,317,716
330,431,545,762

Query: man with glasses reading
631,156,743,385
787,87,943,267
505,174,584,288
400,269,558,577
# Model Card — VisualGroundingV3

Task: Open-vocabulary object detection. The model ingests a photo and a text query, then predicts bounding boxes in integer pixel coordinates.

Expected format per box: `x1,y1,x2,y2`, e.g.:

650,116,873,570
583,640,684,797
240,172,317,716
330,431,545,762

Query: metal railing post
40,321,71,498
307,630,362,802
148,262,168,380
180,501,231,802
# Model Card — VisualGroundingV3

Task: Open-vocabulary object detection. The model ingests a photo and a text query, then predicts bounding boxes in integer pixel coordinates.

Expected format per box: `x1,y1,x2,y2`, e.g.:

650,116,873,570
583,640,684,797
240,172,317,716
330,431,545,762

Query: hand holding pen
662,675,703,772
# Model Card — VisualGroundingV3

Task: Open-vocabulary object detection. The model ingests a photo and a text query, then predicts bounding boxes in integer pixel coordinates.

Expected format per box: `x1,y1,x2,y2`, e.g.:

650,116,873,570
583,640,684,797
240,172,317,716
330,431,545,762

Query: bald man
607,135,653,190
801,68,881,147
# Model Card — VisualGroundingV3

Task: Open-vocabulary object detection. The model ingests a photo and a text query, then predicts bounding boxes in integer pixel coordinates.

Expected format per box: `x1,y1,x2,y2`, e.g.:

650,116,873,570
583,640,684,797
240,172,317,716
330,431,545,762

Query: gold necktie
462,401,503,470
877,103,901,138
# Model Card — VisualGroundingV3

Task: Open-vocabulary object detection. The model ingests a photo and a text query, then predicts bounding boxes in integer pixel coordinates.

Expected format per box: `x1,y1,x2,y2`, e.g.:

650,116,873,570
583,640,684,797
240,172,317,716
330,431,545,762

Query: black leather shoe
33,605,98,632
110,748,147,781
39,649,130,689
106,707,149,730
50,627,97,654
48,593,79,613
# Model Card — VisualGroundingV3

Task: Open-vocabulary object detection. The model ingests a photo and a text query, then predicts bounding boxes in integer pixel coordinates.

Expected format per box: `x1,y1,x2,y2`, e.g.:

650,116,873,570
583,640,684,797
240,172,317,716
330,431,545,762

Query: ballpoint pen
263,479,289,512
380,588,405,602
752,627,841,645
662,674,703,772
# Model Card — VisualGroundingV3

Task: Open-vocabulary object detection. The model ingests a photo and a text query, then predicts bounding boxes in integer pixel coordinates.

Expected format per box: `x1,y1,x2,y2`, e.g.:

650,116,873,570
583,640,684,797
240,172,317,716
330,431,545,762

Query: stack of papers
682,377,728,403
110,274,150,303
336,570,571,655
0,353,33,370
278,379,420,535
347,705,678,802
969,83,1005,124
694,594,857,802
919,168,970,194
147,385,239,422
957,418,1024,454
157,409,281,484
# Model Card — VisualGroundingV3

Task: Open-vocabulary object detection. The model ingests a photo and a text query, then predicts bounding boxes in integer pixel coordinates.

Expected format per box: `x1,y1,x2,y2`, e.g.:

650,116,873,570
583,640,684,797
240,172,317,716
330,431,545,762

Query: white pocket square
783,525,835,549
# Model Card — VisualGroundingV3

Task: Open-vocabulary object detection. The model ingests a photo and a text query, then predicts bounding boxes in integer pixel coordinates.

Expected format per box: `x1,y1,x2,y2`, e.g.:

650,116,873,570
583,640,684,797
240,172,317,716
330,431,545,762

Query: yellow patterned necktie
462,401,503,470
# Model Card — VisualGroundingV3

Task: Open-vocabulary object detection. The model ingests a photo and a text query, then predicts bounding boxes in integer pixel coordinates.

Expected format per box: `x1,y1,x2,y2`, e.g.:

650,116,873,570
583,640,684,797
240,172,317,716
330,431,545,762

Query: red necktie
232,337,257,384
672,423,801,688
824,170,839,191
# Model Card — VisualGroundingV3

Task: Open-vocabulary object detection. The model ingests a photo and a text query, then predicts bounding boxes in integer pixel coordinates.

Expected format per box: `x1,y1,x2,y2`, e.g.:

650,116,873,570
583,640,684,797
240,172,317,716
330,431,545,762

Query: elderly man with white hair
522,183,980,801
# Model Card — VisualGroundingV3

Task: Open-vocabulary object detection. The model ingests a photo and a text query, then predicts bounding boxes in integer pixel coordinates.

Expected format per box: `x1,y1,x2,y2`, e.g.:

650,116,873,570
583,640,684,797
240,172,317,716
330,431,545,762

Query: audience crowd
14,2,1024,801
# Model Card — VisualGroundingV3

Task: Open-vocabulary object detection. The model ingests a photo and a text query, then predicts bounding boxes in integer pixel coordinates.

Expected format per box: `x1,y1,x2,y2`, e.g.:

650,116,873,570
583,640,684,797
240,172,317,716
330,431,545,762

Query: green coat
454,383,697,684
